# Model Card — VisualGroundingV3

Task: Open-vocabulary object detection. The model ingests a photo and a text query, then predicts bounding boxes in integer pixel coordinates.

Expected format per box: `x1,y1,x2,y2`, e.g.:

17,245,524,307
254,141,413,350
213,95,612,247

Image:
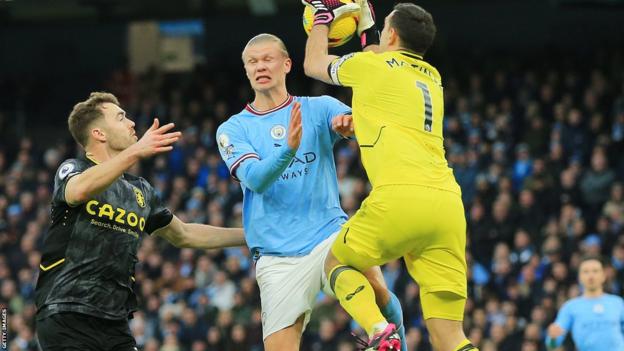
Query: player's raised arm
302,0,358,83
66,118,180,204
65,115,181,205
303,0,380,83
304,25,338,84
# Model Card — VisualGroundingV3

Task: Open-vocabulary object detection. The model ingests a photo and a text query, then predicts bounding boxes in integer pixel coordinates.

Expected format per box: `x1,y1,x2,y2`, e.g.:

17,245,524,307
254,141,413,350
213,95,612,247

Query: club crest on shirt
133,187,146,208
218,133,235,159
58,163,75,180
271,125,286,140
593,303,605,314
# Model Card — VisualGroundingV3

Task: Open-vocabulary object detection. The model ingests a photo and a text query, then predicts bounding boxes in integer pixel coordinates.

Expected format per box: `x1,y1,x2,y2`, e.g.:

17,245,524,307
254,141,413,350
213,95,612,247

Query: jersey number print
416,81,433,132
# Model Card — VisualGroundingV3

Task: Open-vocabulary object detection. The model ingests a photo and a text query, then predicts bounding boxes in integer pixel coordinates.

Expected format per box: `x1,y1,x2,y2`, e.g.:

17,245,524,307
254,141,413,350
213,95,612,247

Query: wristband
313,11,334,26
360,26,380,49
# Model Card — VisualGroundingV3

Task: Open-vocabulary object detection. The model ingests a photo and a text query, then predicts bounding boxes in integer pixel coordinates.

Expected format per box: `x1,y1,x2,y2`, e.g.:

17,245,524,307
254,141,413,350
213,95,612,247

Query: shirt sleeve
318,95,352,144
620,297,624,335
554,301,573,333
52,159,89,205
327,51,377,88
217,119,296,193
216,120,260,181
544,302,573,349
144,181,173,235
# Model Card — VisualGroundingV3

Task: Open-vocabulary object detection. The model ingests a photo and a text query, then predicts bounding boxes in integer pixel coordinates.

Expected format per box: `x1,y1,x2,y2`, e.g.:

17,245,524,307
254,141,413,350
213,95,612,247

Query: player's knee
428,333,436,348
264,317,305,351
264,339,300,351
427,328,449,350
425,317,466,351
428,326,446,345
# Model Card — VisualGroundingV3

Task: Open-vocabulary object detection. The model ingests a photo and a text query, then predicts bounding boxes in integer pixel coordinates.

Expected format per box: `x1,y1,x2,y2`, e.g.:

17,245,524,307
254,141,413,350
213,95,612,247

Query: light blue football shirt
552,294,624,351
216,95,350,257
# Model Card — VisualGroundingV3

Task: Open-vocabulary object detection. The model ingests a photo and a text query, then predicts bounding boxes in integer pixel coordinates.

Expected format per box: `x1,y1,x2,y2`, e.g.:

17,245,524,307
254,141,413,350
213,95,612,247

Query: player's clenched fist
130,118,182,158
301,0,359,26
288,102,303,150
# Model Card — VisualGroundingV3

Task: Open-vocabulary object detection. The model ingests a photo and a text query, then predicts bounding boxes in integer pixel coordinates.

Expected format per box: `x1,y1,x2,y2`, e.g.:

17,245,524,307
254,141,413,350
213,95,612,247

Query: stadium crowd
1,48,623,351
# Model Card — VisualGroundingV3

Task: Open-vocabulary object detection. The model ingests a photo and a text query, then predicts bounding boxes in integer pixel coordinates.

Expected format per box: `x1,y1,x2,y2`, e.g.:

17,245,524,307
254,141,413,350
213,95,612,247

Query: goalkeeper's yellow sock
453,339,479,351
329,265,386,336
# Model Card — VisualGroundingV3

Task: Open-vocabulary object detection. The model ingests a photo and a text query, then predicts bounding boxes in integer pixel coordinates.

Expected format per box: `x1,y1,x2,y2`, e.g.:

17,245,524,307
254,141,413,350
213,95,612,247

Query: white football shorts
255,232,338,339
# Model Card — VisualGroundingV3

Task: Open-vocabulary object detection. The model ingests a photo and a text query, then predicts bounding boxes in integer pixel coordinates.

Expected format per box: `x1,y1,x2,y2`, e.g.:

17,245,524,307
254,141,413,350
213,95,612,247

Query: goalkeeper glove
356,0,379,49
301,0,360,26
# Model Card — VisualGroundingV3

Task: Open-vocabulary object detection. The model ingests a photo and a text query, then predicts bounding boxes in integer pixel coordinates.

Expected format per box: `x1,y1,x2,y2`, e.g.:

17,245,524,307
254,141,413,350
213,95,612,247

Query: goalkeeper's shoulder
328,50,386,86
332,50,380,67
333,50,390,74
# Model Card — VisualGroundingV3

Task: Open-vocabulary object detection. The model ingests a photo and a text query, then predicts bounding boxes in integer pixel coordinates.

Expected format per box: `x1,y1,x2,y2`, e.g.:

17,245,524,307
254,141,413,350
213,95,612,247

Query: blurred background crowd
1,1,624,351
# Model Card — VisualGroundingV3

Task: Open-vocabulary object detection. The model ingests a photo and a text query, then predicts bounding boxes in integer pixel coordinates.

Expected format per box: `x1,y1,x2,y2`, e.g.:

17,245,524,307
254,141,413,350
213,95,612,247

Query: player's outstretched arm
154,215,246,249
65,118,181,205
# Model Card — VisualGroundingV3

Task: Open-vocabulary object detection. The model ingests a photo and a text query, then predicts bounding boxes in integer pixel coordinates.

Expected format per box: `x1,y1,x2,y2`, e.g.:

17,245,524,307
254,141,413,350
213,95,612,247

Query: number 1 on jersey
416,81,433,132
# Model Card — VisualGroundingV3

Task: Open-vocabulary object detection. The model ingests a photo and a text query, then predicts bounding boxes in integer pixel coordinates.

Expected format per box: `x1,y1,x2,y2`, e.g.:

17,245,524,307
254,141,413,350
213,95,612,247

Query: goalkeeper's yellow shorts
331,184,468,321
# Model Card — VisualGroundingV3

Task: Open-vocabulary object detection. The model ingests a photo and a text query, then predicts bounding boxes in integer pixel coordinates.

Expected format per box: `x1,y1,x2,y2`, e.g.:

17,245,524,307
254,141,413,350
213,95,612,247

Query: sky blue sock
380,291,407,351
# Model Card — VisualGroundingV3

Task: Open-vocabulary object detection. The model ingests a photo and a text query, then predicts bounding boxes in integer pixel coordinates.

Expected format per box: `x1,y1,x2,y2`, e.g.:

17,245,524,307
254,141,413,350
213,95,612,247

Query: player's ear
388,27,399,47
283,57,292,74
90,127,107,143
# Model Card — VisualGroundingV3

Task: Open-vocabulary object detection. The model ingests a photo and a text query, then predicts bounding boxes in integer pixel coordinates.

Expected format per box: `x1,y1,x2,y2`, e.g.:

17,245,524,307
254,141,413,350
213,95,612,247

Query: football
302,0,359,48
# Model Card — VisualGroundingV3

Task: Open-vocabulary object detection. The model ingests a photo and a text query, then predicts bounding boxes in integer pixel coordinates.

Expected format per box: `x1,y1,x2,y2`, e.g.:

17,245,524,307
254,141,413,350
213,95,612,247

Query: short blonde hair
242,33,289,61
68,92,119,147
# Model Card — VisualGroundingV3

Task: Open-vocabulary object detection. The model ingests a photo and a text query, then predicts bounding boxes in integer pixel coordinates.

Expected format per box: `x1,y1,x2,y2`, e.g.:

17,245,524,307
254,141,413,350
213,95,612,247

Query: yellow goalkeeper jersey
328,50,460,194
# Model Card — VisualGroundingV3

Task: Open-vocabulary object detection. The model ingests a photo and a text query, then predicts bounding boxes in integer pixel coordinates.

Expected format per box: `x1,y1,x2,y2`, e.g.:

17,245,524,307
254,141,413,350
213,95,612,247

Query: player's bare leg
425,318,478,351
264,314,305,351
363,266,408,351
363,266,390,306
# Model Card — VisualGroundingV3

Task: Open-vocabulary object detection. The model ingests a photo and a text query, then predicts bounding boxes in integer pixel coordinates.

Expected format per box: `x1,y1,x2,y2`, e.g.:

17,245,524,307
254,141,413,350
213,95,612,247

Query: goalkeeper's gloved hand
356,0,380,49
301,0,360,27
